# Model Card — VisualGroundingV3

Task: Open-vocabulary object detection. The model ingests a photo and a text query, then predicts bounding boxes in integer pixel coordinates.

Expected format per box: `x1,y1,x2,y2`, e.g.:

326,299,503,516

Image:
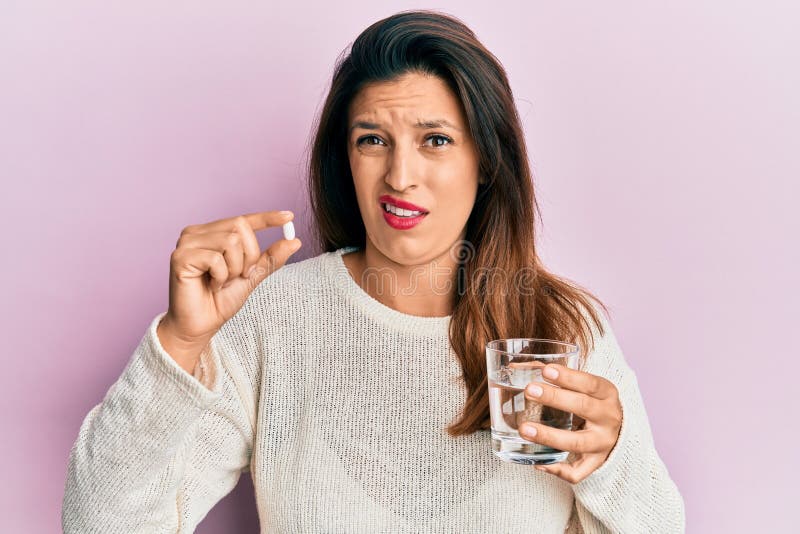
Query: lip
382,209,427,230
378,195,429,213
378,195,429,231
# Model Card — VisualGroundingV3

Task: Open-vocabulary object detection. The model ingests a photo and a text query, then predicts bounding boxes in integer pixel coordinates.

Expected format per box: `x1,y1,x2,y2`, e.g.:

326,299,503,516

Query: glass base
491,432,569,465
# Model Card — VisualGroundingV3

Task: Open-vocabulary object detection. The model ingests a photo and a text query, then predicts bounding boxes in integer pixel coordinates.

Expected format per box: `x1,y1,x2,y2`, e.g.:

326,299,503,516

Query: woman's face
347,71,481,266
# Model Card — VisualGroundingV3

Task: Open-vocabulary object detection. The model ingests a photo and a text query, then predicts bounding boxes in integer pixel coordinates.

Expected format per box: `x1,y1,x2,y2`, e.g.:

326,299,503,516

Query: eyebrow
349,118,462,135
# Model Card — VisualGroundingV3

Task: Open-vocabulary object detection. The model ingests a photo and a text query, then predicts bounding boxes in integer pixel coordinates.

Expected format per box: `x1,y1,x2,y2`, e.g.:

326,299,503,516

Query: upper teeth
383,203,423,217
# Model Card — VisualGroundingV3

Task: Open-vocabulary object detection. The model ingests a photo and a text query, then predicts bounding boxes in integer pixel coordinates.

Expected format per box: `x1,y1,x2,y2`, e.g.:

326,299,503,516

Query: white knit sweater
62,247,685,533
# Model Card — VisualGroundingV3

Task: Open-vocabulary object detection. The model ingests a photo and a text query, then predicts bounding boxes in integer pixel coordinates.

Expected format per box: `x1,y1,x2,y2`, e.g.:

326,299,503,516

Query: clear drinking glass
486,338,581,465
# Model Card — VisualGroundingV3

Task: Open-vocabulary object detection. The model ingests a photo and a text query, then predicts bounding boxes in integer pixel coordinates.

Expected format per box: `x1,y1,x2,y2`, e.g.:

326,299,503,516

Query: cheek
349,150,381,183
434,163,479,205
349,155,383,217
348,153,369,195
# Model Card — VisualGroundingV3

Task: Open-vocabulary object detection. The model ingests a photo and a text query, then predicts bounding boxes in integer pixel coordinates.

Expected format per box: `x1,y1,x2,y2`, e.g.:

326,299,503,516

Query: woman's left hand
519,363,623,484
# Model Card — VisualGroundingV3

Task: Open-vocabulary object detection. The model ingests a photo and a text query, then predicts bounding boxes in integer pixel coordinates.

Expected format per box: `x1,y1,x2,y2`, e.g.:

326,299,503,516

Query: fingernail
280,210,293,217
527,384,543,397
522,424,537,438
543,366,559,380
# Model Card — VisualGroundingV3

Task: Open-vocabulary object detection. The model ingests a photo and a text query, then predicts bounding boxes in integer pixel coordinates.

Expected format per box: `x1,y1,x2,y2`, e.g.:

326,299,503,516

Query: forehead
348,72,465,123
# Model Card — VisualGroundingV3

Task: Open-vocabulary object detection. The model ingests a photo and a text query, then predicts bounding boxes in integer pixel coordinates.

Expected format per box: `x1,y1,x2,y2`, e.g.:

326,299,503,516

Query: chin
366,232,421,264
374,234,456,268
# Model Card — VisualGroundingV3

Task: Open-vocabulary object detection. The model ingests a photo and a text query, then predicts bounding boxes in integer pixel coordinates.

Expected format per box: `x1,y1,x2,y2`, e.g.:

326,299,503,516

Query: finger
243,210,294,232
541,363,616,400
518,423,605,454
231,216,263,278
172,248,230,292
181,211,294,236
250,237,302,281
534,461,577,483
534,455,604,484
177,230,245,280
523,381,605,422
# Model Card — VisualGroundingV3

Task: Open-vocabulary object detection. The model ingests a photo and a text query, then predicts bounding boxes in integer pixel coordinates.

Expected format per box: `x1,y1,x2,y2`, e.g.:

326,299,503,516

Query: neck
343,240,460,318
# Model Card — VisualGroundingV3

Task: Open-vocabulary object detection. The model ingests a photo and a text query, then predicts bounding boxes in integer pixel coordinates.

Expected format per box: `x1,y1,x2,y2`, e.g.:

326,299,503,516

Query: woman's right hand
157,210,301,372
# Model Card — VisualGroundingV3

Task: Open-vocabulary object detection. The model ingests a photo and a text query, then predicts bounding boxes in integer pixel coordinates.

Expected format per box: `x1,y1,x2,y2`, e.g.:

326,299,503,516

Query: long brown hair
307,9,609,436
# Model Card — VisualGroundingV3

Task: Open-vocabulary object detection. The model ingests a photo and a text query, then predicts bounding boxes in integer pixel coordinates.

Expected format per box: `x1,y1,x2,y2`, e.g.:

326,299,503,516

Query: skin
523,364,623,484
343,72,481,317
341,71,623,484
158,71,622,485
157,211,301,373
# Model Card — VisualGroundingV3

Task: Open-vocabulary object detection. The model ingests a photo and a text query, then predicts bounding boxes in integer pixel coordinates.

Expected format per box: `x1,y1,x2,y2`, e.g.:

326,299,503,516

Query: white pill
282,221,295,241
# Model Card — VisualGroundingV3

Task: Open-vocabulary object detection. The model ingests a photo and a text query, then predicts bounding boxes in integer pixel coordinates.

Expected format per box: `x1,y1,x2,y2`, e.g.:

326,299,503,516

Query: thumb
251,238,302,282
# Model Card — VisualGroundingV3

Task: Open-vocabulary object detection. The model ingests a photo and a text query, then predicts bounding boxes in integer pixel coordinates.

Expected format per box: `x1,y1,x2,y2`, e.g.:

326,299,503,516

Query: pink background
2,1,797,532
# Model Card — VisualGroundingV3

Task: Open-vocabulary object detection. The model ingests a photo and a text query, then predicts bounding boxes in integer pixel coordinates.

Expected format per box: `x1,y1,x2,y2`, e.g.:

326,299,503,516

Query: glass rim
486,337,580,357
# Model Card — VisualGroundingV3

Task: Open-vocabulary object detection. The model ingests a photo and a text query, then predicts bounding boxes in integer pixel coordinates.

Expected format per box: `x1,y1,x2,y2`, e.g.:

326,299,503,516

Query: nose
384,143,418,192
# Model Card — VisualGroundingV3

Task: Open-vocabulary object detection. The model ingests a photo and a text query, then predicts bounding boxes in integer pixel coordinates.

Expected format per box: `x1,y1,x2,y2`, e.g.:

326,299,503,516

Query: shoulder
214,249,339,351
259,250,332,291
239,249,344,329
250,250,336,305
576,297,633,383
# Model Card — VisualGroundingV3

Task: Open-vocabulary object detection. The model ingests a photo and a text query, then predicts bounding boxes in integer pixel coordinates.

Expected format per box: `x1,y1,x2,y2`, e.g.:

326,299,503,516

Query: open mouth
378,194,429,216
381,202,427,218
378,195,429,230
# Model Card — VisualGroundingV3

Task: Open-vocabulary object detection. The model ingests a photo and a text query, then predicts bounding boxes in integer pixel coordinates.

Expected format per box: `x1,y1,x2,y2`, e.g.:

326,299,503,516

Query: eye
424,134,453,147
356,135,386,146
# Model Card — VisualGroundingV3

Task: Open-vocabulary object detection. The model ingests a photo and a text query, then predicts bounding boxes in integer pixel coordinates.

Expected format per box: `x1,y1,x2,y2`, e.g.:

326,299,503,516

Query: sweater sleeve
61,308,261,533
568,303,686,534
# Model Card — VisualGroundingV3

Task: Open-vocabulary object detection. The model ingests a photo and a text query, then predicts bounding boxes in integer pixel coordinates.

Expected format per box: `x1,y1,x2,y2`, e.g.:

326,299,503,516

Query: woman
62,10,685,533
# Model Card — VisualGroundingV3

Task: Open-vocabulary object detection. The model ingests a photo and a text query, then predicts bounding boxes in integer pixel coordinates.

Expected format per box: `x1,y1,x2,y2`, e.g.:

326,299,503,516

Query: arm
569,305,686,534
62,308,260,533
